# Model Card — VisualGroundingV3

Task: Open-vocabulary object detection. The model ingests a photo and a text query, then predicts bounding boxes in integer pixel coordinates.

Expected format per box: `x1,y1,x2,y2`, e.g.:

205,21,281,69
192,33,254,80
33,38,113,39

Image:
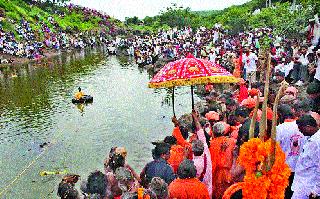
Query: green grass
0,0,111,34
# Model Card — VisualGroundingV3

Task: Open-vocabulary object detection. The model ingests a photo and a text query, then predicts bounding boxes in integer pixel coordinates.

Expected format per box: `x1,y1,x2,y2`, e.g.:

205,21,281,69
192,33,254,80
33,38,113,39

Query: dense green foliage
127,0,319,38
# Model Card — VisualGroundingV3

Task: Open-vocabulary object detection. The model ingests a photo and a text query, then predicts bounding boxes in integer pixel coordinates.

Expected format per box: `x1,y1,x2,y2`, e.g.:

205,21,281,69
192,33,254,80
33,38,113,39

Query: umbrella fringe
149,76,240,88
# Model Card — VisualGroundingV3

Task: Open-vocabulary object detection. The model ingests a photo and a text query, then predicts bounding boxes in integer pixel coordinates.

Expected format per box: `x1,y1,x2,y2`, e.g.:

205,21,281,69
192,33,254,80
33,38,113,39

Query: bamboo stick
259,53,271,140
249,95,260,139
268,80,289,168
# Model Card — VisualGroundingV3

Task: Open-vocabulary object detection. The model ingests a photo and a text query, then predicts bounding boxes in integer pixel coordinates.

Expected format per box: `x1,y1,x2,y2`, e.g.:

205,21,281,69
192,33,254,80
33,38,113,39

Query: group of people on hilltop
57,71,320,199
0,1,116,64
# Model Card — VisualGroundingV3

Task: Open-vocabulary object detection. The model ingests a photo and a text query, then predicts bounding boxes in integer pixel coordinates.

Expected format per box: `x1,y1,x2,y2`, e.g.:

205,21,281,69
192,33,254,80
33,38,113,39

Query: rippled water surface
0,48,195,198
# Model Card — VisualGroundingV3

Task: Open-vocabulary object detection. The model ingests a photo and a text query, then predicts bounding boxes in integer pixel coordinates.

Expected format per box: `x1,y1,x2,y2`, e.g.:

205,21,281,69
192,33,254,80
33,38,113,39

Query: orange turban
240,97,256,109
205,111,220,121
248,88,259,97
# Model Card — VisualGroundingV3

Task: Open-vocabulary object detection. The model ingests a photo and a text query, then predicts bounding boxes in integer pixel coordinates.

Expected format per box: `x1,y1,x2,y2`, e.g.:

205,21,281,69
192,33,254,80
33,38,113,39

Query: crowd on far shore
116,13,320,87
56,12,320,199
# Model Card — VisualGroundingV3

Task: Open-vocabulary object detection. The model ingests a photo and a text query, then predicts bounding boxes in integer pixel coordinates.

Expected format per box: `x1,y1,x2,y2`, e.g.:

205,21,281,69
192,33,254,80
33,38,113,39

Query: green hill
0,0,121,40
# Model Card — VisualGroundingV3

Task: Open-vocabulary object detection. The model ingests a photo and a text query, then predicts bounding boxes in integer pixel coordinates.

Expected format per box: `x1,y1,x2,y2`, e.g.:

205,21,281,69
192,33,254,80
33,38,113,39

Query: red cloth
168,178,210,199
209,137,236,199
205,84,214,92
238,84,248,103
172,127,193,159
168,145,186,173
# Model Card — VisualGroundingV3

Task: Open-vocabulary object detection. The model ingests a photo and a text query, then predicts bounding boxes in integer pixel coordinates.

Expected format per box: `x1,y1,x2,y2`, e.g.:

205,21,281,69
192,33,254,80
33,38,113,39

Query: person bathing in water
74,87,85,100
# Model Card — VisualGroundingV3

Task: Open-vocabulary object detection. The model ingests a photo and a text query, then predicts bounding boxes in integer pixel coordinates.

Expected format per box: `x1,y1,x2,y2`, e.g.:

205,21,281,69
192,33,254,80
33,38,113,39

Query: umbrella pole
172,87,176,117
191,85,195,110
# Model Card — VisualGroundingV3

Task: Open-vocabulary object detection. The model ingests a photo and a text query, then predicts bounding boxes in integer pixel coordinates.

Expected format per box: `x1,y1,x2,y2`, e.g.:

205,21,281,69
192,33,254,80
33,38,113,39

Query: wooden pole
268,81,288,169
191,85,195,110
172,87,176,117
259,53,271,140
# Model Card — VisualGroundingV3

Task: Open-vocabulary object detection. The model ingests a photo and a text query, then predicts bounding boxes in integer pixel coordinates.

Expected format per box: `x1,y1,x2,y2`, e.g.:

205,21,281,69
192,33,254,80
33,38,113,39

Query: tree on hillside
143,16,153,26
125,16,141,25
158,4,195,28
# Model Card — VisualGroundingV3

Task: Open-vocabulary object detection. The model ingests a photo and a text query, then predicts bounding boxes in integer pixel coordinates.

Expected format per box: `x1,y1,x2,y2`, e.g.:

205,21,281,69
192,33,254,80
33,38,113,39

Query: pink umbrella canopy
149,53,239,88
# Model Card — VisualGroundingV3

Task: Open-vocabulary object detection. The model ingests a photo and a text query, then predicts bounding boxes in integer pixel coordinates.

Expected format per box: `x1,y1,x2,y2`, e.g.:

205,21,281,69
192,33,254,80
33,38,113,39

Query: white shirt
276,121,306,172
209,52,216,62
274,63,286,74
315,60,320,81
299,54,309,66
284,61,294,77
292,129,320,196
242,53,258,72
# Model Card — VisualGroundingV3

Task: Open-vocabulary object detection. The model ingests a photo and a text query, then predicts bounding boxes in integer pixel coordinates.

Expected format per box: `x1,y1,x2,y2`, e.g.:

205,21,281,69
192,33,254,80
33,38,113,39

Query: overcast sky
70,0,251,21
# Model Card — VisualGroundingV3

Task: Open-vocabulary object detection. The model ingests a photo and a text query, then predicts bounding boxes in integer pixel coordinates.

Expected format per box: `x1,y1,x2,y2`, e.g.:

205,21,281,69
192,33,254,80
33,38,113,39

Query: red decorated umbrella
149,53,239,116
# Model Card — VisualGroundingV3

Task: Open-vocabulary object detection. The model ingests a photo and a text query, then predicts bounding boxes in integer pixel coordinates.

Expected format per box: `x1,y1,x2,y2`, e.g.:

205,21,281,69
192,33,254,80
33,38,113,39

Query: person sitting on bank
74,87,85,100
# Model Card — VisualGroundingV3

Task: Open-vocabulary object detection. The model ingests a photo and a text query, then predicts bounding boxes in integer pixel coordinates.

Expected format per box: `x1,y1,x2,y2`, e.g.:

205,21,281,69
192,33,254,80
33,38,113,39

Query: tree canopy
126,0,319,38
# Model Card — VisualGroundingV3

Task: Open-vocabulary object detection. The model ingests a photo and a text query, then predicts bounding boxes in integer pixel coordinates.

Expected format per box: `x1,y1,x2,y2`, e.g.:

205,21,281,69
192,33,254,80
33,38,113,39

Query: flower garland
237,138,291,199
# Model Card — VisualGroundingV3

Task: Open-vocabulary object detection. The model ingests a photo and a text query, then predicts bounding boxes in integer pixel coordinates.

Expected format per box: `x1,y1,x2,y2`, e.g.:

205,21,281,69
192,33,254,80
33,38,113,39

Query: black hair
57,182,79,199
234,107,249,118
307,81,320,94
278,104,294,123
251,82,260,89
296,115,317,128
226,99,237,107
224,92,233,98
163,136,177,146
293,99,312,113
177,159,197,179
179,126,189,140
108,153,125,172
237,120,259,146
228,114,238,126
153,143,170,159
85,170,107,196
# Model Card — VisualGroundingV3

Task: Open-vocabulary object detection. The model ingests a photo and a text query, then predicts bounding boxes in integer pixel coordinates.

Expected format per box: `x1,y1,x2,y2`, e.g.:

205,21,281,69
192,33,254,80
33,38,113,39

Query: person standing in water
74,87,85,100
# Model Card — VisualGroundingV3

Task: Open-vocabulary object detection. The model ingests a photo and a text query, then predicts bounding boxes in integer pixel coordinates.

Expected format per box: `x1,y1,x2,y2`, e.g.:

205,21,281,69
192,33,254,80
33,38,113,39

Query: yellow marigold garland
237,138,291,199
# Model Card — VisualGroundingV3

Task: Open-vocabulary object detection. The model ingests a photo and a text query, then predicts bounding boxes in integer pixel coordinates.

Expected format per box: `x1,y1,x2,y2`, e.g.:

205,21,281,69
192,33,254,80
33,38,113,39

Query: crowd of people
57,19,320,198
53,8,320,199
119,14,320,88
0,1,116,64
58,74,320,198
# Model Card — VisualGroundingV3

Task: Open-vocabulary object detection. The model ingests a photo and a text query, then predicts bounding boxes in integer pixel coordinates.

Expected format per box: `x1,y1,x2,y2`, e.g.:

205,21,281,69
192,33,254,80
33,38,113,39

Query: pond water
0,47,197,198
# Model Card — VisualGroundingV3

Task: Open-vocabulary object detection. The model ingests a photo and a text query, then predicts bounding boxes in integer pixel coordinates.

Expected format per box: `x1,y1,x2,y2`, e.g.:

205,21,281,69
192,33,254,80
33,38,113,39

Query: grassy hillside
0,0,120,39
